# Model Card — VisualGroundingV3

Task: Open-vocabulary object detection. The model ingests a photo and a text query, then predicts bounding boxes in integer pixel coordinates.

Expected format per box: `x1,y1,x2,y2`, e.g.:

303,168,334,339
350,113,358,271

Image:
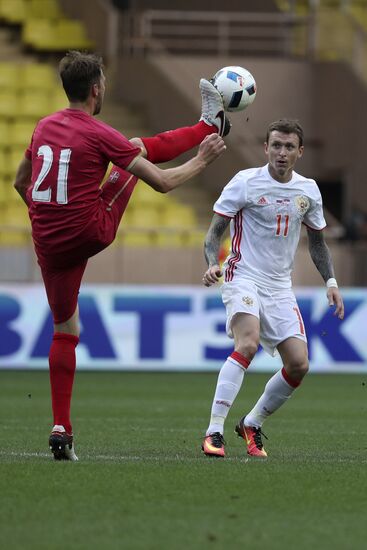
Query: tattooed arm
202,213,231,287
307,228,344,319
307,228,335,281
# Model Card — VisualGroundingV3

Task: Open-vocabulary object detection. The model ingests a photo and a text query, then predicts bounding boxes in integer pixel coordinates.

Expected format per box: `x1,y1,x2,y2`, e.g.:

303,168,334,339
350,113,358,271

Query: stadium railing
120,10,311,58
118,8,367,85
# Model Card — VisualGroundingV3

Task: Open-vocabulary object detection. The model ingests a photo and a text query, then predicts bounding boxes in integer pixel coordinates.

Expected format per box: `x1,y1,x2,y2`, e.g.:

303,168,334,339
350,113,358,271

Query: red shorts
37,169,138,323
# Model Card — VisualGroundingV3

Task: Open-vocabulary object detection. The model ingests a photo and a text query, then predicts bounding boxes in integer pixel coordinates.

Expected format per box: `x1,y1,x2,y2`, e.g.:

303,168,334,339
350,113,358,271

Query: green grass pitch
0,370,366,550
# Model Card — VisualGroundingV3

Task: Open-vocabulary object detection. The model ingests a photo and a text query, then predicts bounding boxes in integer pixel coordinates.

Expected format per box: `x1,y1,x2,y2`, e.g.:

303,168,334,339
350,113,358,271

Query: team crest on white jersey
295,195,310,214
242,296,254,306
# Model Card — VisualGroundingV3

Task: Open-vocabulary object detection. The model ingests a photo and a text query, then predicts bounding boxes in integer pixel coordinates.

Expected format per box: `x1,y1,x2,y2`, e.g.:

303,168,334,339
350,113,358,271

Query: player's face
264,131,304,183
93,71,106,115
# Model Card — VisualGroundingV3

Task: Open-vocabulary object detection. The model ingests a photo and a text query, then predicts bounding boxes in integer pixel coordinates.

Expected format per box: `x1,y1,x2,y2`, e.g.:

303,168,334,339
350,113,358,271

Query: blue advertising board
0,284,366,372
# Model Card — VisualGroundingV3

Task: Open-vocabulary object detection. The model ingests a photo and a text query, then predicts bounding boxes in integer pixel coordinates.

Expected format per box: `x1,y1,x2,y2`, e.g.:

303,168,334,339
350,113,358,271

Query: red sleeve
97,124,141,171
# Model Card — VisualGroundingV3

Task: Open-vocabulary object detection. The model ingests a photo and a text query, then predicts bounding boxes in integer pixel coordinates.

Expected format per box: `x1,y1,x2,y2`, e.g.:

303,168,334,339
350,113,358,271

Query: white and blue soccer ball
212,66,257,112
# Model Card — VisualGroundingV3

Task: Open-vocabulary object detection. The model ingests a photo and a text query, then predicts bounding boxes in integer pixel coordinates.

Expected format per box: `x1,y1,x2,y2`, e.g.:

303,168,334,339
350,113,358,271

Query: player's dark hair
59,51,104,102
266,119,304,147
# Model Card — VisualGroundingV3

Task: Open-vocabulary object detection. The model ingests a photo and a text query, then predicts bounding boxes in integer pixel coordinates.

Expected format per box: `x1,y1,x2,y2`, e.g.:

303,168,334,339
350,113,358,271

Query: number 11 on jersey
275,214,289,237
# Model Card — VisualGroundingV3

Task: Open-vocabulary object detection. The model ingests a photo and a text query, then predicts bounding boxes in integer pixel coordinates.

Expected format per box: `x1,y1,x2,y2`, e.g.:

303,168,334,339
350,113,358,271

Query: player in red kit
13,51,228,461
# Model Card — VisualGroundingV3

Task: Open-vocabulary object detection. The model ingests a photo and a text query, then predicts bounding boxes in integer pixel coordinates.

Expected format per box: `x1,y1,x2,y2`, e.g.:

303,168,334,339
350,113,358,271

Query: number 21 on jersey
32,145,71,204
275,214,289,237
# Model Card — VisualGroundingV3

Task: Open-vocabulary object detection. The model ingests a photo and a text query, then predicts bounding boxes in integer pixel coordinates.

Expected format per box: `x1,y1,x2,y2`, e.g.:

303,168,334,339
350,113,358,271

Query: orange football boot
202,432,226,458
235,417,268,458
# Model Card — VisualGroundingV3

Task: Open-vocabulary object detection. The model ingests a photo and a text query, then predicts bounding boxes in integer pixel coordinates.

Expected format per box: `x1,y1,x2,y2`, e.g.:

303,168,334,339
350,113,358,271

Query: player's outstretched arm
307,227,344,319
202,213,231,287
128,133,226,193
13,157,32,205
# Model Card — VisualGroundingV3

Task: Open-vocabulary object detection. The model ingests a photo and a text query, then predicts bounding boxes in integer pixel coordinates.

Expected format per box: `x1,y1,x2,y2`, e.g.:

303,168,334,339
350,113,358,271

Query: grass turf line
0,371,366,550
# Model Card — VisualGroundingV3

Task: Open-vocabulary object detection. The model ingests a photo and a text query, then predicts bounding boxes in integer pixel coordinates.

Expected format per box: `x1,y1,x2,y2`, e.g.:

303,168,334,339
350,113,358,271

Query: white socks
206,356,245,436
244,368,299,428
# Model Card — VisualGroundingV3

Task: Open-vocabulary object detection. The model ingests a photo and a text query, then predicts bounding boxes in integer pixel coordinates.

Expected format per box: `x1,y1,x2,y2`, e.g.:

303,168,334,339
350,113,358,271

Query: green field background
0,371,366,549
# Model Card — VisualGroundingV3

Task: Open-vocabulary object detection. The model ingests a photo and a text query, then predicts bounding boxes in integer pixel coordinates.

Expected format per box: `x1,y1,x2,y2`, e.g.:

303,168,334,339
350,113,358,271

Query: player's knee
235,340,258,362
286,357,309,379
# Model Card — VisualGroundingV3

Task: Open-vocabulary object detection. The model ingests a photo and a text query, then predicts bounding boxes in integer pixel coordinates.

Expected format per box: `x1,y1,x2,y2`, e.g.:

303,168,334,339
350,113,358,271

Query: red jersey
25,109,141,261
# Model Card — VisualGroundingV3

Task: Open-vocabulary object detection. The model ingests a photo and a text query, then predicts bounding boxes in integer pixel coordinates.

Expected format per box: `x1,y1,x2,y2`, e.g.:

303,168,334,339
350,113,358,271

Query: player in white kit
201,119,344,458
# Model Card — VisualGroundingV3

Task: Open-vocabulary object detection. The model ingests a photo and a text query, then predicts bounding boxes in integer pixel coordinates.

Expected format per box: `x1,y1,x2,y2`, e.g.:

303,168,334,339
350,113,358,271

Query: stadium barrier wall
0,284,366,372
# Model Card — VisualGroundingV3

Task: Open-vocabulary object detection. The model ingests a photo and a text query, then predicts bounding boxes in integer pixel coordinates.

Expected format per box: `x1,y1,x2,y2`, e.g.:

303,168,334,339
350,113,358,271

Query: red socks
141,121,217,164
49,332,79,434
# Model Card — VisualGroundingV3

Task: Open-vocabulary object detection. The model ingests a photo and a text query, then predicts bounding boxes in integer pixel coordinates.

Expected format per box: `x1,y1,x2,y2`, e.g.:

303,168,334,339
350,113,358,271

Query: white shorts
221,279,307,357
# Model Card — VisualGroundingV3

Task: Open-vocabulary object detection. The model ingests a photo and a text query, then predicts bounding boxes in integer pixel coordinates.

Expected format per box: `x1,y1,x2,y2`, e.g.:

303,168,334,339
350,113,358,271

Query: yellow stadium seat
319,0,341,7
55,19,94,50
127,207,162,228
7,182,25,202
0,225,30,246
155,230,186,247
51,89,68,112
3,203,29,224
9,122,35,148
0,234,29,246
119,229,156,247
28,0,63,20
0,120,10,147
0,62,19,90
18,91,52,119
22,18,94,52
0,202,30,246
8,198,27,213
182,229,206,247
0,179,7,205
162,205,197,228
348,5,367,32
8,146,28,177
0,148,6,176
131,182,167,207
20,63,57,91
22,19,58,50
0,92,18,119
0,0,26,23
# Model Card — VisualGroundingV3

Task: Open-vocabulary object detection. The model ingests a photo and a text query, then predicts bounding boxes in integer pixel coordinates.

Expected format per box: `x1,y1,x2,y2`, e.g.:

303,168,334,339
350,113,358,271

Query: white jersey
214,164,326,289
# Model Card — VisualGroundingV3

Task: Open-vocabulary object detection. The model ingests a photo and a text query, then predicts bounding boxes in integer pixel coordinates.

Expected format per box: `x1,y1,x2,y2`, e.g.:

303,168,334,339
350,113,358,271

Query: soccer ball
212,66,257,112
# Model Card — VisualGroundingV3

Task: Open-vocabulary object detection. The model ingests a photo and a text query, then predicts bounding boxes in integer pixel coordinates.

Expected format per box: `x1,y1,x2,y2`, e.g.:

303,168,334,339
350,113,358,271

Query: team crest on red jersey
109,171,120,183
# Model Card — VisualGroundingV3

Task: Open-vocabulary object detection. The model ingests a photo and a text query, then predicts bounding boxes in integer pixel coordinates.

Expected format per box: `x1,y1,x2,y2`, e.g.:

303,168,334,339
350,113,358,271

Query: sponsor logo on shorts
242,296,254,306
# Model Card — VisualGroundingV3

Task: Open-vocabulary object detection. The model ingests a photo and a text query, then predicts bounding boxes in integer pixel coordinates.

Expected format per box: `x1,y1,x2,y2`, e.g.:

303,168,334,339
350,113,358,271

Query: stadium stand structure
0,1,208,284
0,0,94,52
83,0,367,285
1,0,367,284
